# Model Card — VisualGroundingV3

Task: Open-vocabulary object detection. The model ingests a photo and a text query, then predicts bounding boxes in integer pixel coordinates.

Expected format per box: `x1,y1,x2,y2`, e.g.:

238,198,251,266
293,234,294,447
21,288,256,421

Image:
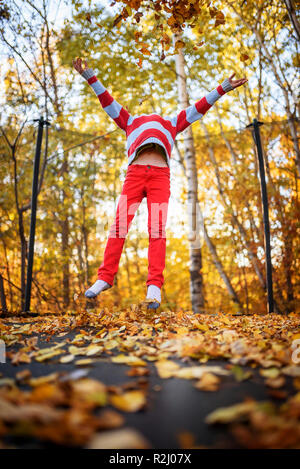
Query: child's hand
228,73,248,89
72,57,89,75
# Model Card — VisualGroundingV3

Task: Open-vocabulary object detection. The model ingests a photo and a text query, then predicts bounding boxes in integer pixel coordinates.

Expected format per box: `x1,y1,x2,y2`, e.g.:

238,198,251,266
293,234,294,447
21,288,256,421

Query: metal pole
246,119,274,313
24,116,49,312
0,274,7,315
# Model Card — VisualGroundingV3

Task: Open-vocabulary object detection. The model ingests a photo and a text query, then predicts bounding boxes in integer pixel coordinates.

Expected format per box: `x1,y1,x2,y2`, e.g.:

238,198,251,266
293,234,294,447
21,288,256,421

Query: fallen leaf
85,345,103,356
110,390,146,412
29,373,59,387
86,427,151,449
60,354,75,363
194,373,220,391
205,401,257,424
177,431,196,449
16,369,32,382
0,397,62,423
174,366,231,380
71,378,107,407
111,354,147,367
126,367,150,377
231,365,253,382
0,378,15,387
265,376,286,389
259,368,281,379
35,349,64,362
75,359,94,366
97,409,125,429
155,360,180,378
282,366,300,377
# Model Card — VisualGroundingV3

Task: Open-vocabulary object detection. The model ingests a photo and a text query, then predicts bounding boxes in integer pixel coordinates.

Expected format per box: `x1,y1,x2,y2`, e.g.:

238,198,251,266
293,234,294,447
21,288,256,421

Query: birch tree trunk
173,31,205,314
174,141,244,312
283,0,300,42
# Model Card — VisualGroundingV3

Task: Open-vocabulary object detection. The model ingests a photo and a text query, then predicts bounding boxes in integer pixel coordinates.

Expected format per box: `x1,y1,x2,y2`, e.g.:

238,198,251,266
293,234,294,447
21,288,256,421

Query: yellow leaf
72,379,107,406
68,345,86,356
259,368,281,379
35,349,64,362
29,373,59,387
86,345,103,356
110,390,146,412
59,354,74,363
75,358,94,366
155,360,180,378
205,401,257,424
196,324,209,332
111,354,147,367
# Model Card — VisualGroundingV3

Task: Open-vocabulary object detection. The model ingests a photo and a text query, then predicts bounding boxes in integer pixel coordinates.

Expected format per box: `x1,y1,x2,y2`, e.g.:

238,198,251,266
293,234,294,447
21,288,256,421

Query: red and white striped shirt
82,68,233,166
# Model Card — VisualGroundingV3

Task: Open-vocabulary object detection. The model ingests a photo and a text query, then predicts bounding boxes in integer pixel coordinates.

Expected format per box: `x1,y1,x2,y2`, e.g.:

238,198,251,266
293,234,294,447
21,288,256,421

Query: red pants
97,164,171,288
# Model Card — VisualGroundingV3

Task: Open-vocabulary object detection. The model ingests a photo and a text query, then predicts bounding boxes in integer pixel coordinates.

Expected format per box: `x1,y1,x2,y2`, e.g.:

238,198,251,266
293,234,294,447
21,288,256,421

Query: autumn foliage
0,0,299,316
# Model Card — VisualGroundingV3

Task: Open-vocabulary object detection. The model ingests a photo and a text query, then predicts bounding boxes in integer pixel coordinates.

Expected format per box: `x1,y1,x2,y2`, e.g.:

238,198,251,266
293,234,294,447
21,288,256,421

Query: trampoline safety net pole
24,116,50,313
246,118,274,314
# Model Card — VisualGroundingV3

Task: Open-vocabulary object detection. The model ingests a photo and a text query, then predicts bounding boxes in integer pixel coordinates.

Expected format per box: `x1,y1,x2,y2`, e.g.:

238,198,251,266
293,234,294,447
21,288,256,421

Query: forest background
0,0,299,315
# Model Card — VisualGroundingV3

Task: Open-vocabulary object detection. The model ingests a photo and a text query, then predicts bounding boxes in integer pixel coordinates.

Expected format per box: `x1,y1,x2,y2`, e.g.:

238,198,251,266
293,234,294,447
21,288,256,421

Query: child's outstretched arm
174,73,248,135
73,57,131,132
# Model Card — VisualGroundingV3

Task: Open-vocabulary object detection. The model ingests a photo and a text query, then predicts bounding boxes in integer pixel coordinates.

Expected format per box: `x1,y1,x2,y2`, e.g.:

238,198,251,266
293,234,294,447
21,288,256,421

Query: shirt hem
127,137,170,167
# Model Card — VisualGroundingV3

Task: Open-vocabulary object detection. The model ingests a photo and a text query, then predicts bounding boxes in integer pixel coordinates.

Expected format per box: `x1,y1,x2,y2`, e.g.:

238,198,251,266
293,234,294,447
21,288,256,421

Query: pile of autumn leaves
0,308,300,448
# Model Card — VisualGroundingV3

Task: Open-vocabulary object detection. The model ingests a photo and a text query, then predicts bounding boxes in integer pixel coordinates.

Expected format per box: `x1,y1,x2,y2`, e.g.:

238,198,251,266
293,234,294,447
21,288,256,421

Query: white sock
85,279,112,298
146,285,161,303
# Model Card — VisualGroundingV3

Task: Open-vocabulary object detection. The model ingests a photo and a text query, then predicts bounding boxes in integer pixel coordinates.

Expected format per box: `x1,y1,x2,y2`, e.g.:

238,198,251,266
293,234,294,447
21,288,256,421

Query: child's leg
146,166,171,306
85,166,145,297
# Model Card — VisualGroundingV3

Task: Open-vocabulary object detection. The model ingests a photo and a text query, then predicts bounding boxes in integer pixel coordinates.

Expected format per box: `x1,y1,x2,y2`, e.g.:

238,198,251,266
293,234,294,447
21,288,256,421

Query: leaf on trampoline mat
126,367,150,377
155,359,180,378
11,351,32,365
194,373,220,391
29,372,59,387
259,367,281,379
86,427,151,449
231,365,253,382
97,409,125,429
60,354,75,363
282,365,300,377
16,369,32,382
110,390,146,412
0,397,62,424
265,376,286,389
35,349,64,362
85,345,103,356
111,354,147,367
71,378,107,406
205,401,258,424
75,358,94,366
68,345,87,356
174,366,230,380
0,378,15,388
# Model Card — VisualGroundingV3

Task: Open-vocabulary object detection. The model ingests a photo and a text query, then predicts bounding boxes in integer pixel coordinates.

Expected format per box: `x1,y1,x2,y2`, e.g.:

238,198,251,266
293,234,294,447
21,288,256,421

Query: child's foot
146,285,161,309
85,279,112,298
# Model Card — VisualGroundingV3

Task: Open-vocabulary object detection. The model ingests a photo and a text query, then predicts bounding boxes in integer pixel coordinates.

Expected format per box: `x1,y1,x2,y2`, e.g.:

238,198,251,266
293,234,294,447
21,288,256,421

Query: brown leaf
194,373,220,391
126,367,150,377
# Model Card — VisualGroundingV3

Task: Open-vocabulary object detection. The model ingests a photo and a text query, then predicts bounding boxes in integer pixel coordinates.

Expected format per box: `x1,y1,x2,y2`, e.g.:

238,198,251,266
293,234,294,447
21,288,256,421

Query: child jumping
73,57,247,309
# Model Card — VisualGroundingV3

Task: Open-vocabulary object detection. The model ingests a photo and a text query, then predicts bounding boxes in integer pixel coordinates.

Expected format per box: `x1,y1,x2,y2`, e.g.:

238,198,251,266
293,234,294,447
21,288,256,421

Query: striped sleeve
175,77,234,134
81,68,131,132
